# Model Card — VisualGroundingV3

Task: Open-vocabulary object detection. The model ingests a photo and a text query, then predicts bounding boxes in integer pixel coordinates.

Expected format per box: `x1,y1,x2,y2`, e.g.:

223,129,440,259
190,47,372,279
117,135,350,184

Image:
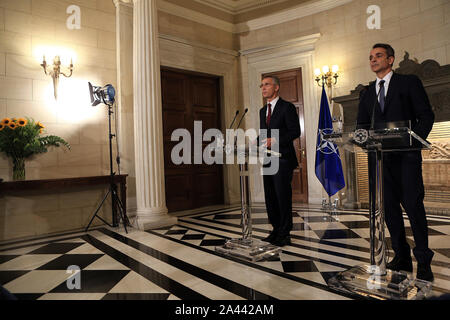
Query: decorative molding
159,33,239,57
396,51,450,81
157,0,352,34
193,0,289,14
234,0,353,33
113,0,133,10
240,33,321,57
157,0,235,33
425,142,450,160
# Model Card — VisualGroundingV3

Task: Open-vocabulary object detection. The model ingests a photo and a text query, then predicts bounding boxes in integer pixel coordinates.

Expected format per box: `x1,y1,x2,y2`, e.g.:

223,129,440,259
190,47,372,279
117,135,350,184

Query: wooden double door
161,68,224,212
262,68,308,203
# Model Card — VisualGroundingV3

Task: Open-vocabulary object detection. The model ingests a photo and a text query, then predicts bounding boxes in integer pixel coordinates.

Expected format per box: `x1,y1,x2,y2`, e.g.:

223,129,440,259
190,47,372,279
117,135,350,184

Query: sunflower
17,118,28,127
1,118,11,125
36,121,45,129
8,122,17,129
0,123,4,131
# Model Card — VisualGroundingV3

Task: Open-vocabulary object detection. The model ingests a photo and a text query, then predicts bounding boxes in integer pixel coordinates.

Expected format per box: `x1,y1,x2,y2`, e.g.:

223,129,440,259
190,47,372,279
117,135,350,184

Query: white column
132,0,176,229
114,0,136,211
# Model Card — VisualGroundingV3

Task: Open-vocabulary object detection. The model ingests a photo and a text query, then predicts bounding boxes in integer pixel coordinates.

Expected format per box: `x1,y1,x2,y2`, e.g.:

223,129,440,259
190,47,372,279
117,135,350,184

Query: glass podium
215,142,282,262
323,121,433,300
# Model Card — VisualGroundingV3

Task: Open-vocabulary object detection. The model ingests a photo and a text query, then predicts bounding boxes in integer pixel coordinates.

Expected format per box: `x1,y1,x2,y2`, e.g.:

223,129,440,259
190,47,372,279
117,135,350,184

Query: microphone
370,82,383,130
236,108,248,129
229,110,239,129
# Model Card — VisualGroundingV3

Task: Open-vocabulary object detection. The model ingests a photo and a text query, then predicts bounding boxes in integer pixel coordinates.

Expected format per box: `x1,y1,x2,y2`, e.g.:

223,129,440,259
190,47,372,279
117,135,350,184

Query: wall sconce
314,65,339,88
40,55,74,100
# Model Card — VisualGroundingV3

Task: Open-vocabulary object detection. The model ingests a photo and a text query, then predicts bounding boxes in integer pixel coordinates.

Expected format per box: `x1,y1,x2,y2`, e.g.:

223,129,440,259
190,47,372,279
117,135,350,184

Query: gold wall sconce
314,65,339,88
40,55,74,100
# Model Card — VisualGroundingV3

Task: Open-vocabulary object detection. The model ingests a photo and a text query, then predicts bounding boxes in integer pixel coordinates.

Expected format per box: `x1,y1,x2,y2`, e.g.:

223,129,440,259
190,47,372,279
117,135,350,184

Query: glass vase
12,157,25,181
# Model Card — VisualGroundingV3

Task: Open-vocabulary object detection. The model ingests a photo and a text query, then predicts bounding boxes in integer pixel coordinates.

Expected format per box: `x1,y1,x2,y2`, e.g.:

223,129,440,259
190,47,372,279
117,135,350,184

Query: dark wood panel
165,174,193,211
194,171,223,207
192,78,217,108
279,76,298,103
161,72,186,107
162,110,187,137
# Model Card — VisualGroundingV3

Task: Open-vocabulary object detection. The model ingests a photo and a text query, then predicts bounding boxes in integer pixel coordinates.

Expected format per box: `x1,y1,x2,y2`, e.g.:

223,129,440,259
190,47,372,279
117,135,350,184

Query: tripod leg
85,189,112,232
111,188,129,234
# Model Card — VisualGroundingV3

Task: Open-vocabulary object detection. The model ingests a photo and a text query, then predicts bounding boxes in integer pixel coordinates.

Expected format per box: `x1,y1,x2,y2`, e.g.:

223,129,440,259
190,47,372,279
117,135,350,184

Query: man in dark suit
357,43,435,281
258,76,300,247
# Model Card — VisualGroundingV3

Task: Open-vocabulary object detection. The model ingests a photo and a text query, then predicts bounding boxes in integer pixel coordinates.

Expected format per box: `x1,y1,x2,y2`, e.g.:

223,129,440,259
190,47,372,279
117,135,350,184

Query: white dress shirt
376,70,393,102
266,96,280,117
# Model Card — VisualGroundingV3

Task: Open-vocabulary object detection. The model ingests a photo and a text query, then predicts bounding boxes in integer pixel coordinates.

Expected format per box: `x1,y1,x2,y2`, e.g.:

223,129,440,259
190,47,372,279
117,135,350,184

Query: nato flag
314,86,345,197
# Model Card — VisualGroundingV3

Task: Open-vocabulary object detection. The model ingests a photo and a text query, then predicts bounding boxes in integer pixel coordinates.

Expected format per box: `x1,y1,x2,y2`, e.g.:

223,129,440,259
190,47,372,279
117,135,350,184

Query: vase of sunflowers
0,117,70,181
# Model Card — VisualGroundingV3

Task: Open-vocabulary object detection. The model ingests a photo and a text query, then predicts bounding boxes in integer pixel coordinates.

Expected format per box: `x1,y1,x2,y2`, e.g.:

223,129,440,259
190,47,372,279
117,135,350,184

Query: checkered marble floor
1,205,449,300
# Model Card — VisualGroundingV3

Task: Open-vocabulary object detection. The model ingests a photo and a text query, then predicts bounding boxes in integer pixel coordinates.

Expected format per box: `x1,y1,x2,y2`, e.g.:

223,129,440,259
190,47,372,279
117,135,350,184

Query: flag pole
328,84,334,213
326,83,333,212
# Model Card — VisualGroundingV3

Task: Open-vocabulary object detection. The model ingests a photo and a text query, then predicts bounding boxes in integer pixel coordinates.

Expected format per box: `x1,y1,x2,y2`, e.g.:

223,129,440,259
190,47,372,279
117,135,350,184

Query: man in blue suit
357,44,435,281
258,76,300,247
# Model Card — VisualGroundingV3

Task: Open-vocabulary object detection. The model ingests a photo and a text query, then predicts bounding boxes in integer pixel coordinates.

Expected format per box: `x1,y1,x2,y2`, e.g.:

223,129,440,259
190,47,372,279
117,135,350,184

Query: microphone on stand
236,108,248,129
235,108,249,157
229,110,239,129
222,110,239,155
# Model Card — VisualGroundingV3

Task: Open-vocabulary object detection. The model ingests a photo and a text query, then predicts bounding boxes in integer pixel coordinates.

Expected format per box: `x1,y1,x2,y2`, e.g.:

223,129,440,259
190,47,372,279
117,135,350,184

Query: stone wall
0,0,117,242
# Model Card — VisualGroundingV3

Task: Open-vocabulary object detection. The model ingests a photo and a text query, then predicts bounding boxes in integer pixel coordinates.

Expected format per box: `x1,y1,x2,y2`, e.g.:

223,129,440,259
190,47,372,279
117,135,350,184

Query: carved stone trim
423,141,450,160
395,52,450,80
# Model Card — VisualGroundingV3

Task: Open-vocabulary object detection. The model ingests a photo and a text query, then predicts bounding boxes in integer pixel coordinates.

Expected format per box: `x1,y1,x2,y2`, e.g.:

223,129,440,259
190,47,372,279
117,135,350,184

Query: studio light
85,81,129,234
88,82,116,106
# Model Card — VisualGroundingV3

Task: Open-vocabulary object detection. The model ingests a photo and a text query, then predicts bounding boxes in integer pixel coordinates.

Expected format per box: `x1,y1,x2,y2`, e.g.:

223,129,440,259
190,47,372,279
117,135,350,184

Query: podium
215,143,282,261
324,122,433,300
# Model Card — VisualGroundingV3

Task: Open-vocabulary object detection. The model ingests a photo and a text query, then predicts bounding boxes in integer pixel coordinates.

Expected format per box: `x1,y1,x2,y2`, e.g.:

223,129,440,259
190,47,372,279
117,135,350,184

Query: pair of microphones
228,108,248,130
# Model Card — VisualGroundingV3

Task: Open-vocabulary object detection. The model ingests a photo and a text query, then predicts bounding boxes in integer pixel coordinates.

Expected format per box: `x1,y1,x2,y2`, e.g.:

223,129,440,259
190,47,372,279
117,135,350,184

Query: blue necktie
379,80,385,113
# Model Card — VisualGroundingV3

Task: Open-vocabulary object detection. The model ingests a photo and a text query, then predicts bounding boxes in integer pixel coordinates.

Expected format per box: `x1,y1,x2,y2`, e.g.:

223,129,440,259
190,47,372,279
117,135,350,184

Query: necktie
379,80,385,113
266,103,272,126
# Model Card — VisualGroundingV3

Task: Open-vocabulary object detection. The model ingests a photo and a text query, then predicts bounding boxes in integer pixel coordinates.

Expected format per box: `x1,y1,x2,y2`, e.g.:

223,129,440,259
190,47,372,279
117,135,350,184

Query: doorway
161,68,224,212
262,68,308,203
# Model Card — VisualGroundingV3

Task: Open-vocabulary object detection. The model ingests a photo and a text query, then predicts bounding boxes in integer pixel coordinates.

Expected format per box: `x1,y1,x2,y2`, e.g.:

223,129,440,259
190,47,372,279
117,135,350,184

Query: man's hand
262,137,277,148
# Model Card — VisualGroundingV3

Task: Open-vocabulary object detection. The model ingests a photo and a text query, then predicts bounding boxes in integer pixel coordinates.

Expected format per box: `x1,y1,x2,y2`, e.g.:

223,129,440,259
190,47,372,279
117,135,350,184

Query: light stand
85,82,129,233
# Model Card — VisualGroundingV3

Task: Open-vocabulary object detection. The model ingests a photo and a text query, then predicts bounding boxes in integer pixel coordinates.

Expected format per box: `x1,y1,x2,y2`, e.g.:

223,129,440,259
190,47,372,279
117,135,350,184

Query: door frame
159,35,242,206
160,67,225,211
240,33,323,205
